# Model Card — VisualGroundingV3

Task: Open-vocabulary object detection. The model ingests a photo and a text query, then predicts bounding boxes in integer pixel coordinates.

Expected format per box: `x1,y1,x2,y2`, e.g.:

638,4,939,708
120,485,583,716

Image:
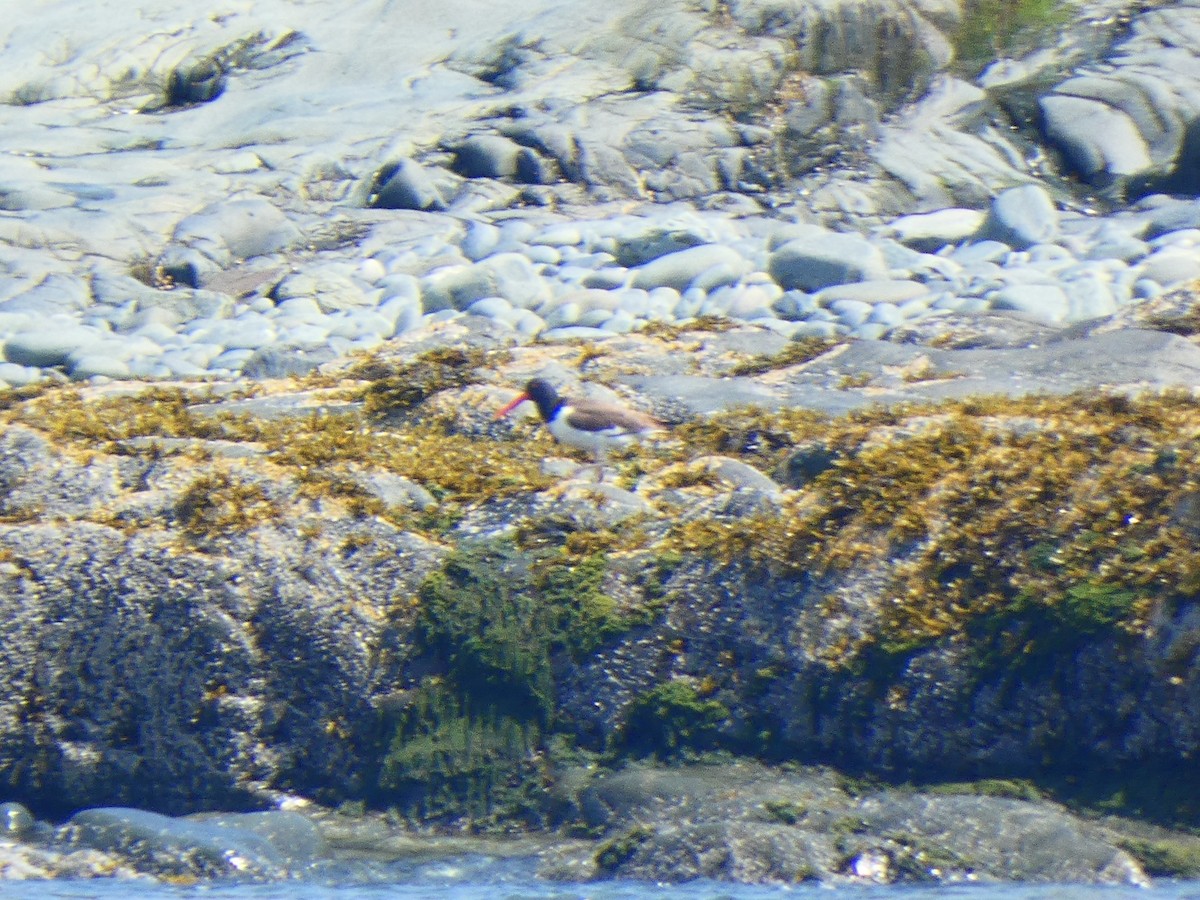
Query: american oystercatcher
494,378,663,466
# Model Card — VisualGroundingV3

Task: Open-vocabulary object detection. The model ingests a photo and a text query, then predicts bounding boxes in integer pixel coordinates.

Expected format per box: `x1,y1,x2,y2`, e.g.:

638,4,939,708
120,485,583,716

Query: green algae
763,799,807,824
617,680,730,759
376,682,547,828
376,538,664,823
413,540,644,722
1115,834,1200,878
923,778,1044,802
415,540,558,724
1048,763,1200,830
952,0,1071,75
595,824,653,871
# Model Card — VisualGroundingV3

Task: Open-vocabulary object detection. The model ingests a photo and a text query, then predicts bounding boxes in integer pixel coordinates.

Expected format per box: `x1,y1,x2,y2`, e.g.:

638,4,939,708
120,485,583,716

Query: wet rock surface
4,769,1195,887
3,0,1200,889
0,310,1195,886
542,763,1152,886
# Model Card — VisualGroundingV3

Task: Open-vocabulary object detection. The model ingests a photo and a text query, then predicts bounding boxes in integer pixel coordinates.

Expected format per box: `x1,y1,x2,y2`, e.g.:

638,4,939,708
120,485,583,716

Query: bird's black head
524,378,562,423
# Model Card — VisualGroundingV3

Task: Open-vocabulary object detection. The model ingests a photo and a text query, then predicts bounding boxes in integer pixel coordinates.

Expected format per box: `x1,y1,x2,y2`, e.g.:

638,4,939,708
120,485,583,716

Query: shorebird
494,378,663,466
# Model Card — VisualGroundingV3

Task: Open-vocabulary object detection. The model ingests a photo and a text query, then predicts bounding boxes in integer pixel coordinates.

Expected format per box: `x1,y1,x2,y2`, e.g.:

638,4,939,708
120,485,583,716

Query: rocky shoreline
2,0,1200,388
2,0,1200,889
3,762,1199,886
0,311,1198,886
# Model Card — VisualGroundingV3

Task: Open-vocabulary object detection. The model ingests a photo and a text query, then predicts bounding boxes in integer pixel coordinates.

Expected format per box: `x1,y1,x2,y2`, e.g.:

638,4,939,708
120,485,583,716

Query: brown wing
564,401,662,435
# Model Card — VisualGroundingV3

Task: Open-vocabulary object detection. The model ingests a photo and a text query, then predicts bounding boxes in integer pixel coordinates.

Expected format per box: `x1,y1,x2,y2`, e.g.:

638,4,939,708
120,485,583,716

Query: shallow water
4,851,1199,900
5,881,1200,899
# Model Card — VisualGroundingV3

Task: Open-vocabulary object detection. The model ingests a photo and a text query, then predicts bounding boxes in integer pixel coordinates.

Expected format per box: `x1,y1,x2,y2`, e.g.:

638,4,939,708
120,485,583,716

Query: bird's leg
585,450,608,482
597,448,612,482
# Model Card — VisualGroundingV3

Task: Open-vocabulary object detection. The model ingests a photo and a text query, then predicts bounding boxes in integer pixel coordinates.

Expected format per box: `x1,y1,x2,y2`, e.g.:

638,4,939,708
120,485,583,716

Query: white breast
547,405,640,459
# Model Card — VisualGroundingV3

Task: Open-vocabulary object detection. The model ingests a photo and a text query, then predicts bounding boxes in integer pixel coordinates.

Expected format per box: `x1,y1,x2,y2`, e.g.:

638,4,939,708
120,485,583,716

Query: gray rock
188,314,277,350
867,303,904,326
578,141,643,199
503,308,547,335
1133,278,1162,299
0,501,445,815
140,287,235,325
0,361,42,386
886,208,986,251
0,425,121,517
1040,94,1152,185
92,274,178,315
705,283,777,319
731,0,953,82
0,801,37,839
452,134,524,179
978,185,1060,250
1061,273,1119,321
164,55,226,107
515,146,559,185
578,307,615,327
466,296,514,318
540,325,616,342
1037,4,1200,192
241,345,338,378
0,274,91,315
1084,232,1150,263
582,267,629,290
0,183,76,211
548,763,1148,886
851,322,887,339
4,326,107,367
1140,198,1200,240
68,353,132,381
612,225,708,267
504,122,582,182
597,309,635,333
690,456,782,496
792,320,845,339
951,241,1010,265
368,159,447,211
61,808,291,879
768,233,889,291
358,471,436,510
828,298,873,326
988,283,1070,324
459,220,502,261
422,252,551,312
691,259,753,294
627,374,781,416
1148,228,1200,251
630,244,749,293
816,280,929,305
168,198,303,267
1138,248,1200,286
543,480,653,527
191,810,328,866
773,290,817,321
852,793,1147,885
274,267,371,313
